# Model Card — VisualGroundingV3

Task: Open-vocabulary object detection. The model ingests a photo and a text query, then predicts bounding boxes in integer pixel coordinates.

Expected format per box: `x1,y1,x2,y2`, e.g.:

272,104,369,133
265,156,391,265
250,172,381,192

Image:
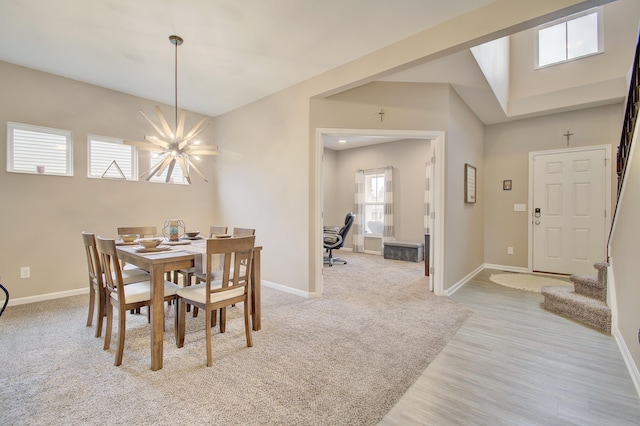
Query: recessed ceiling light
339,139,347,144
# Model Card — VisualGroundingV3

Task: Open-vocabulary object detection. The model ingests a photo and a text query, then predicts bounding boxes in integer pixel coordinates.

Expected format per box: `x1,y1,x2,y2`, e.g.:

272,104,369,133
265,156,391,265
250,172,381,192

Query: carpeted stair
541,262,611,333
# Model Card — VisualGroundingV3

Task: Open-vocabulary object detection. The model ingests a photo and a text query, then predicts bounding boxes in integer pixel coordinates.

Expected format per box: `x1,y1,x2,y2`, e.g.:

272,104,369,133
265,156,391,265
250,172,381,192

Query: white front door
531,147,609,275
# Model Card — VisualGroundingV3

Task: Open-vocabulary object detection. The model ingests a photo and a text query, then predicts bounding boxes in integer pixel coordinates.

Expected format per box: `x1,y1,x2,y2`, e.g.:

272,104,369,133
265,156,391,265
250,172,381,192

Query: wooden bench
383,241,424,262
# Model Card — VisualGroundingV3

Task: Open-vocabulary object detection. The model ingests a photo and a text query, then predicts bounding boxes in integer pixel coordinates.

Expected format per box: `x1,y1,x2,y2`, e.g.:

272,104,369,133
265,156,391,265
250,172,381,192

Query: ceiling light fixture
125,35,219,183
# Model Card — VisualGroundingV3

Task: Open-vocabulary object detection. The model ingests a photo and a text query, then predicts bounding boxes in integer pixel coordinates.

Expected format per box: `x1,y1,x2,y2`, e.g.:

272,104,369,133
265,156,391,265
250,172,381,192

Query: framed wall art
464,163,476,204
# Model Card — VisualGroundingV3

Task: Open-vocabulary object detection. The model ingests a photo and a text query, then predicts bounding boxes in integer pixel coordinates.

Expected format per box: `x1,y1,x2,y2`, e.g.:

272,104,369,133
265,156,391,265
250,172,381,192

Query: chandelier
126,35,219,183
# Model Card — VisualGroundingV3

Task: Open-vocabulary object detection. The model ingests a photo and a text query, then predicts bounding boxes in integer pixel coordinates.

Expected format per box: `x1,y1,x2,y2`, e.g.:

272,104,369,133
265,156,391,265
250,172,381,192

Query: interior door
532,148,607,275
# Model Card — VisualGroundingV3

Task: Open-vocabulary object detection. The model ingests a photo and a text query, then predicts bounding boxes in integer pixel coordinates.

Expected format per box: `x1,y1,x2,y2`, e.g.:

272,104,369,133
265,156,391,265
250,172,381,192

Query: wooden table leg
251,247,262,331
150,264,165,371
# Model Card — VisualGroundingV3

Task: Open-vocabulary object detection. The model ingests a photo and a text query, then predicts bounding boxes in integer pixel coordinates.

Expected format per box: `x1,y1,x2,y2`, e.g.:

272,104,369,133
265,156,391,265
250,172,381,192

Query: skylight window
536,8,603,68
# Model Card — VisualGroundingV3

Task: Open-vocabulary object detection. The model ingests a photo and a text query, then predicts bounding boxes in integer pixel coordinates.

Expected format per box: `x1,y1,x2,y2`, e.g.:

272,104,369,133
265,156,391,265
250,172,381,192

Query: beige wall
1,0,602,300
444,88,486,287
609,116,640,376
323,138,431,249
322,148,340,227
0,61,217,300
484,103,623,268
311,80,485,292
213,0,600,295
508,0,640,118
313,81,444,250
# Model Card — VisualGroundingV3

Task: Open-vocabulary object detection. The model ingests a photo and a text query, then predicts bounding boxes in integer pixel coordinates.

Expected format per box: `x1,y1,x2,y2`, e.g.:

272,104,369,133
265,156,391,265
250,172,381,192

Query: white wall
471,36,510,113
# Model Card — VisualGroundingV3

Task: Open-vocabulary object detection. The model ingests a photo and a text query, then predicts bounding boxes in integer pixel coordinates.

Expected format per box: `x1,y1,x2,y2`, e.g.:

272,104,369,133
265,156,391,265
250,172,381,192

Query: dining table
116,238,262,371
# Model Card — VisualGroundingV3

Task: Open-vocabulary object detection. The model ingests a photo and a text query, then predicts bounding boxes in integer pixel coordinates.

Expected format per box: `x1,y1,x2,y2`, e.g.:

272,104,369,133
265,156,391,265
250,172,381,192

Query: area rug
490,273,573,293
0,251,469,425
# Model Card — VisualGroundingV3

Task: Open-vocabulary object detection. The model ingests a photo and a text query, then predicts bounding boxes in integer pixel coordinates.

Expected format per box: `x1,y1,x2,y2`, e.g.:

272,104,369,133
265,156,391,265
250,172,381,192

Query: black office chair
323,212,355,266
0,276,9,317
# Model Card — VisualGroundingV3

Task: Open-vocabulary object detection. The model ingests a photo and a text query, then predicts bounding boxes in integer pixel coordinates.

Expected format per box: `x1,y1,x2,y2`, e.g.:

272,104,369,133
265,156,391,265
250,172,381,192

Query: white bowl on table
137,238,163,249
119,234,139,243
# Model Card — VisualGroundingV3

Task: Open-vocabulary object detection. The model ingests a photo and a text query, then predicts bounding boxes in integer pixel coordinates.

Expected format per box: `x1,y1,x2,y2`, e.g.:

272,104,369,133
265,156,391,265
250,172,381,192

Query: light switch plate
514,204,526,212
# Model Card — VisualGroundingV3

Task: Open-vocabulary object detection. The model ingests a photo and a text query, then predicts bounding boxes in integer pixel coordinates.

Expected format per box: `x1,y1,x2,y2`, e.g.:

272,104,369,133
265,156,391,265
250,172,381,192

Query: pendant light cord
174,38,178,130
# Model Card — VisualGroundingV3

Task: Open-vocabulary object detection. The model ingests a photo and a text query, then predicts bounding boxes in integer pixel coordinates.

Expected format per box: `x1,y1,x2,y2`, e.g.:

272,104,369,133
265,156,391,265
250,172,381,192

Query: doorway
528,145,611,275
314,128,445,297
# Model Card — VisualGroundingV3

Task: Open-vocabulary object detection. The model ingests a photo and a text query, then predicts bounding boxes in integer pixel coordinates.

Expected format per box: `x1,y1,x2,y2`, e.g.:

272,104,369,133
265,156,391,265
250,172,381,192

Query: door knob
535,220,540,225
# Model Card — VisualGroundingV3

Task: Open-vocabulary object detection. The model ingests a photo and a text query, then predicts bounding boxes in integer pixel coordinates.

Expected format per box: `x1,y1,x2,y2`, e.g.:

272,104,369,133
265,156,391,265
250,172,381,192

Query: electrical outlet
20,267,30,279
507,247,514,255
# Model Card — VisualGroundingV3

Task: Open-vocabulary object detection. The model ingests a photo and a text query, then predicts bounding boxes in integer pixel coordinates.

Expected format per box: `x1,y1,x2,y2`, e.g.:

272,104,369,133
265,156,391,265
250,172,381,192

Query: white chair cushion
120,268,150,285
177,281,245,305
111,280,179,304
195,267,247,282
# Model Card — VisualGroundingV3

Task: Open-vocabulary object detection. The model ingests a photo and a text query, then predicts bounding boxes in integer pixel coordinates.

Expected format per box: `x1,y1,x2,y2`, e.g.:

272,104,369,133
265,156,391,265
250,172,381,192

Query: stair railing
608,32,640,259
616,33,640,197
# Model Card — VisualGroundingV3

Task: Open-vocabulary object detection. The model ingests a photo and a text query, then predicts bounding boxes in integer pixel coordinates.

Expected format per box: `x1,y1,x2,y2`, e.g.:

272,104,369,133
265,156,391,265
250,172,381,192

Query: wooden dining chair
191,227,254,318
0,276,9,318
97,236,180,366
116,225,173,313
173,225,228,287
116,226,157,238
232,227,256,237
176,235,255,367
83,231,150,338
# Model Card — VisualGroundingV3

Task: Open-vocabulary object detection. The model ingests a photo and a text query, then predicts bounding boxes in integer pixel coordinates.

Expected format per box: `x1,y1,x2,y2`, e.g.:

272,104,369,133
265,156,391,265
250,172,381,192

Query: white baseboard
446,264,485,296
8,281,308,306
483,263,530,273
612,327,640,398
262,280,311,298
9,287,89,306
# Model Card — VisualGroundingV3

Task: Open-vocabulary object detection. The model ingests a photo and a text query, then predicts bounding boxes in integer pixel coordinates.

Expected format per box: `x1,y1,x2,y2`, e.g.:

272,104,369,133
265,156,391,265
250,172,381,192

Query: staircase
541,262,611,333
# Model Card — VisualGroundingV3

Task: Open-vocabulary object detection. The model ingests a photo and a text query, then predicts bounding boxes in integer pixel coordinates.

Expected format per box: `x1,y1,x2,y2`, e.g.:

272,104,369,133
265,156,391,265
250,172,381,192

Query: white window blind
149,154,188,184
7,122,73,176
537,8,602,68
88,135,137,180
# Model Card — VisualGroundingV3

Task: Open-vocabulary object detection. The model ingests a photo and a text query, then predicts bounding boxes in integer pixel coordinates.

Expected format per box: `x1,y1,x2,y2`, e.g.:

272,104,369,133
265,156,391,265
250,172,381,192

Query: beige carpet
490,272,572,293
0,251,469,425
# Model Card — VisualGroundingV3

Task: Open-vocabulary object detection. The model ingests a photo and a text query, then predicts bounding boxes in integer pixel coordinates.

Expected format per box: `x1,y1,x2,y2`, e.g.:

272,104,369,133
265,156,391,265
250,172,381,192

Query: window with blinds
88,135,137,180
7,122,73,176
149,154,188,184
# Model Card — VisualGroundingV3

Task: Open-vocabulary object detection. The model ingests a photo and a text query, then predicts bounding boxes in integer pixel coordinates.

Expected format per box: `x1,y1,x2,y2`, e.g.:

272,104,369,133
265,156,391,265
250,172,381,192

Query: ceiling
0,0,493,118
0,1,636,152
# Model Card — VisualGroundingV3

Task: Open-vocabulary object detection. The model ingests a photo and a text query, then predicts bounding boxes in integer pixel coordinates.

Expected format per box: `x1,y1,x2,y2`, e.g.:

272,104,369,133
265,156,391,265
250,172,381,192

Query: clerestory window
536,8,603,68
7,122,73,176
88,135,138,180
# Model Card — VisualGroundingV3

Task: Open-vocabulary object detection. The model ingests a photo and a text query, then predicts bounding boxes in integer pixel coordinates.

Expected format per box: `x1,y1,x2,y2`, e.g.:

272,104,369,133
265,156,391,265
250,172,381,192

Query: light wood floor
380,268,640,425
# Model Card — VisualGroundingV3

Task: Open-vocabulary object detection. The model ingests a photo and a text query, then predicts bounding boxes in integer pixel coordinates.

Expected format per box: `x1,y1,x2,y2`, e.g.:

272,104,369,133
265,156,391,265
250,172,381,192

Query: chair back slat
82,232,103,287
117,226,157,237
206,236,255,304
232,227,255,237
209,225,228,237
97,237,125,308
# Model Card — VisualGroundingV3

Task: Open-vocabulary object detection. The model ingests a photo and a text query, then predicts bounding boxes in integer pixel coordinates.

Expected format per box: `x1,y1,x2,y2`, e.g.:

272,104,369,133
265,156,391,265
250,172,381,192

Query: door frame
527,144,612,272
314,128,446,296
